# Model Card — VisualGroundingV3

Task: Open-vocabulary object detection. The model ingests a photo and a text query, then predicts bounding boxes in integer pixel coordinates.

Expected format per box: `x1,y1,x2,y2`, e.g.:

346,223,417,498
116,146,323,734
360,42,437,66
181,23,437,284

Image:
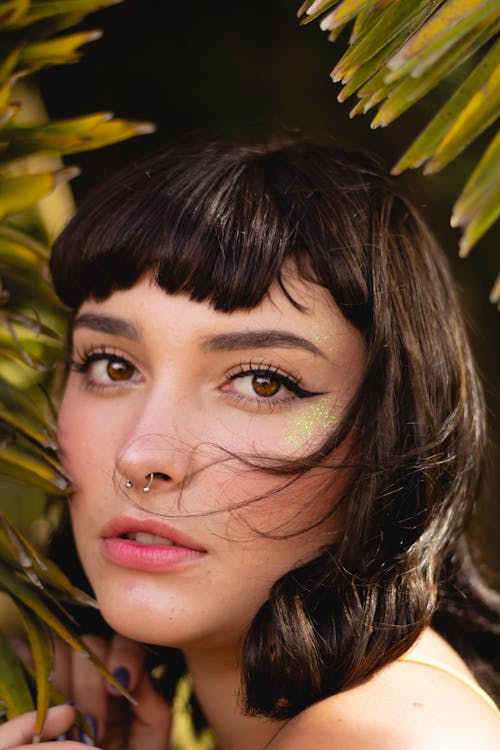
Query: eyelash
70,346,141,391
225,361,322,409
70,348,323,408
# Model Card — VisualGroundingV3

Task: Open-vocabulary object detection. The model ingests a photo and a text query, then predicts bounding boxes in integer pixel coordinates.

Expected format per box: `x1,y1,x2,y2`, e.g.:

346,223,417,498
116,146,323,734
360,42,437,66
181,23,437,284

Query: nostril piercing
142,473,154,493
125,479,133,489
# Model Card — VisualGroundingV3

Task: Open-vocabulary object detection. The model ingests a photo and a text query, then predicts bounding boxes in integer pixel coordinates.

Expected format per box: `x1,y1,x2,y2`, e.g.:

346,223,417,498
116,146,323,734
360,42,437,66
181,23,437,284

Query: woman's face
57,271,365,653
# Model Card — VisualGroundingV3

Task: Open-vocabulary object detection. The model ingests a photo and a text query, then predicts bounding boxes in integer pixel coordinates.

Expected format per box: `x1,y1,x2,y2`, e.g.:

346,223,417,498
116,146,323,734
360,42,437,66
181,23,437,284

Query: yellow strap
398,654,499,715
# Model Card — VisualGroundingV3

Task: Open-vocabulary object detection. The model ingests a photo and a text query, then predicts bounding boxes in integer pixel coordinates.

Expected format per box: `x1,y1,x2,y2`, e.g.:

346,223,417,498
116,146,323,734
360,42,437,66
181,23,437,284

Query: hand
0,704,83,748
2,634,171,749
54,634,171,749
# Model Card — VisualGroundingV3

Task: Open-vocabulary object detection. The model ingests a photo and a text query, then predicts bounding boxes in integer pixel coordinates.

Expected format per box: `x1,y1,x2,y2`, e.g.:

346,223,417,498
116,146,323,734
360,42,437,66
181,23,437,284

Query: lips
102,516,205,550
100,516,206,571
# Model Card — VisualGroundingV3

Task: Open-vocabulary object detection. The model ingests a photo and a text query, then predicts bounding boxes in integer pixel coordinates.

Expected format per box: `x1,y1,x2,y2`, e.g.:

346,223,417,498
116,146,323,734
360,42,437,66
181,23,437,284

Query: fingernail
111,666,130,690
84,715,98,741
56,734,69,741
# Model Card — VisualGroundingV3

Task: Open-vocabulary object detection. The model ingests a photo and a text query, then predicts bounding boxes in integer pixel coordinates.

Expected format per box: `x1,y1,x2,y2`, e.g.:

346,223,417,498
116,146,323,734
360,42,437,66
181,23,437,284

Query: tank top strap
398,654,499,715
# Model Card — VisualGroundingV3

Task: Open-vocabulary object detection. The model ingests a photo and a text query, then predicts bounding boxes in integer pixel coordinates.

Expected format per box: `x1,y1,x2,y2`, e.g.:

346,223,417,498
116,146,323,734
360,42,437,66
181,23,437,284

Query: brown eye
107,359,134,381
252,375,281,397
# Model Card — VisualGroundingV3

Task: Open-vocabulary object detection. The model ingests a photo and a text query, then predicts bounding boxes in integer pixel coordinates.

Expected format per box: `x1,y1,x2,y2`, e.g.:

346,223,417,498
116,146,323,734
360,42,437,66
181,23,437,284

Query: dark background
37,0,499,573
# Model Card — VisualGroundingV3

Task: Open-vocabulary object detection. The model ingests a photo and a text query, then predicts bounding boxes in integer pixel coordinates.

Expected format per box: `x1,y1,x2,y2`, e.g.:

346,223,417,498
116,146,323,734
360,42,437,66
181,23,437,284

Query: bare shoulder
271,633,500,750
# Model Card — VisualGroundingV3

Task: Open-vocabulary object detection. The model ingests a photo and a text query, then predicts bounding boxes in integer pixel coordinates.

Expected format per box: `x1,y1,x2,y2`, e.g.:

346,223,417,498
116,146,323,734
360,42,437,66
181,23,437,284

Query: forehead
76,270,357,341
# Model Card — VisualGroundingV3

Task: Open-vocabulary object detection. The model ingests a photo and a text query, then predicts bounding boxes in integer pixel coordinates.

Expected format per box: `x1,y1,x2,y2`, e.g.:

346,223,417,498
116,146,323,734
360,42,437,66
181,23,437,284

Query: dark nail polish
83,715,98,741
111,666,130,690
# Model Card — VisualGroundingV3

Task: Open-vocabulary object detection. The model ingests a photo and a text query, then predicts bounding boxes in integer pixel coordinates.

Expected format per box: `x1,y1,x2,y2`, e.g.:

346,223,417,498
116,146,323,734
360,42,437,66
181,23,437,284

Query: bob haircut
50,140,498,717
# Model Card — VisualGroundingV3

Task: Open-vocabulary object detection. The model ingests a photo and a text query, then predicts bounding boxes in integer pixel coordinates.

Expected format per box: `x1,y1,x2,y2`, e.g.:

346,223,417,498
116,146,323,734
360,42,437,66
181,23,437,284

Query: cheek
209,461,344,545
57,389,114,486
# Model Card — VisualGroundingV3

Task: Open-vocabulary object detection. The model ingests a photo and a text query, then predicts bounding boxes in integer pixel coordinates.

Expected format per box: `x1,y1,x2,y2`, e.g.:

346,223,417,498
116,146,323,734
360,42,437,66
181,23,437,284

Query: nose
115,389,199,493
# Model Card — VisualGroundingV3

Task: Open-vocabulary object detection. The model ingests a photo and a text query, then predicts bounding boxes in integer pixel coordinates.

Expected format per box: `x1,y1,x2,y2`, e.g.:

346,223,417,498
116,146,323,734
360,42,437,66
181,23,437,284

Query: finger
7,636,33,668
127,668,171,750
106,637,170,750
71,635,109,744
106,634,146,694
52,636,73,698
0,705,74,748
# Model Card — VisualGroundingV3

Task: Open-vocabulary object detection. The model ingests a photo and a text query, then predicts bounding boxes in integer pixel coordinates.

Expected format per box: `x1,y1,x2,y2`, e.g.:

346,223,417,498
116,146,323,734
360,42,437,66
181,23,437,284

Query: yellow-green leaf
0,224,50,261
0,560,135,702
0,407,57,449
372,18,500,127
0,628,34,718
336,37,397,97
0,103,20,129
425,46,500,172
0,47,21,87
332,0,429,81
0,341,51,372
0,380,51,427
0,0,30,29
450,128,500,256
0,168,78,219
336,0,439,91
17,603,53,741
299,0,342,25
0,520,98,608
58,117,156,154
489,274,500,305
392,38,500,173
0,130,82,159
453,127,500,222
0,172,54,219
1,118,153,160
456,178,500,256
0,234,46,271
8,0,123,29
0,445,70,492
20,29,103,69
320,0,383,30
386,0,500,81
24,664,95,738
297,0,323,16
39,111,113,135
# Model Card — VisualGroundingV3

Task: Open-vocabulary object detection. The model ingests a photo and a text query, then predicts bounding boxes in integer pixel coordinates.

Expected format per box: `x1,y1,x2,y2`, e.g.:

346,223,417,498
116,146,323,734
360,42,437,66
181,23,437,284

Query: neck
184,648,286,750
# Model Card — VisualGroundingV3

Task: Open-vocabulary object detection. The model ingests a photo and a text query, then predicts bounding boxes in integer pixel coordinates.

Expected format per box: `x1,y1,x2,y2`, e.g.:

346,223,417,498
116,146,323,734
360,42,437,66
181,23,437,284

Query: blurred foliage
299,0,500,302
0,0,152,740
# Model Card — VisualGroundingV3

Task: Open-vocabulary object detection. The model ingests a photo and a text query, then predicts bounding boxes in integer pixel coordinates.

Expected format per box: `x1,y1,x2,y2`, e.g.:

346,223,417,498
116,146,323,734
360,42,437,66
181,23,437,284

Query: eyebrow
72,314,328,360
72,313,142,341
200,331,327,359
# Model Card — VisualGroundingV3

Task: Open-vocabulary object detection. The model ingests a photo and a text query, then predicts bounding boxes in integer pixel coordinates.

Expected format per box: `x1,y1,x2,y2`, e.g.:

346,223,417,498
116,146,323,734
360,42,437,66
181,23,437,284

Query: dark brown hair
50,140,499,718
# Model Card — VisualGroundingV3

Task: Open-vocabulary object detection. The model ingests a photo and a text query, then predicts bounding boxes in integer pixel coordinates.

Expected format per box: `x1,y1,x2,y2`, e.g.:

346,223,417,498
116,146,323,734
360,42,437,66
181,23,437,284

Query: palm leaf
0,0,152,734
0,561,135,702
17,603,53,740
0,629,34,718
298,0,500,302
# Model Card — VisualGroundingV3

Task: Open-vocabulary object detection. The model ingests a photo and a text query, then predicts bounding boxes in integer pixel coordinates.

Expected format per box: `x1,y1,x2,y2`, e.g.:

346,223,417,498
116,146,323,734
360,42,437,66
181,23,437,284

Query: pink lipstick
101,516,206,571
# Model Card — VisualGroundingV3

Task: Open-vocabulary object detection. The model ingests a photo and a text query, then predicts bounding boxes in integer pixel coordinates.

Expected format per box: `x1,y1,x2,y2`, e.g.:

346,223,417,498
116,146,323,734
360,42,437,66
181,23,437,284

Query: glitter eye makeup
284,398,343,450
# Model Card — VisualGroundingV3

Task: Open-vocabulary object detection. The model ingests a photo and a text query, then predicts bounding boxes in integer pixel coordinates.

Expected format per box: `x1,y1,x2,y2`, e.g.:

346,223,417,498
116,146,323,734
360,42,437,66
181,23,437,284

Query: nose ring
142,473,154,493
124,474,154,492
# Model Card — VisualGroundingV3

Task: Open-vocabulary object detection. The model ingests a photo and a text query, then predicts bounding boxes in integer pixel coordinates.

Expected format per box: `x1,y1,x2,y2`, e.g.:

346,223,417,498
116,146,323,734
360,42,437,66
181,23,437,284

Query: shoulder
270,635,500,750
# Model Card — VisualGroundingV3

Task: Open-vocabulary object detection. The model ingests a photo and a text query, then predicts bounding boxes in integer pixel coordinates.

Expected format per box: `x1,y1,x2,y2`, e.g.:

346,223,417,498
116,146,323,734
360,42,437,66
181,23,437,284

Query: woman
1,140,499,749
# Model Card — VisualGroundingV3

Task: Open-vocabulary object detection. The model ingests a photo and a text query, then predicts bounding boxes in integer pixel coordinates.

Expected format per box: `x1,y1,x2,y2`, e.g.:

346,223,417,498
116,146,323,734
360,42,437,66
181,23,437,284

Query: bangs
50,141,375,328
51,145,313,312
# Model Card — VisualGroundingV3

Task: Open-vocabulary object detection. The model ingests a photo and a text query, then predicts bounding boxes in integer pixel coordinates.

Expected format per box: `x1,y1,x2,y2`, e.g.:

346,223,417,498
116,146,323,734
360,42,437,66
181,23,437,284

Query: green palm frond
0,0,152,738
298,0,500,304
